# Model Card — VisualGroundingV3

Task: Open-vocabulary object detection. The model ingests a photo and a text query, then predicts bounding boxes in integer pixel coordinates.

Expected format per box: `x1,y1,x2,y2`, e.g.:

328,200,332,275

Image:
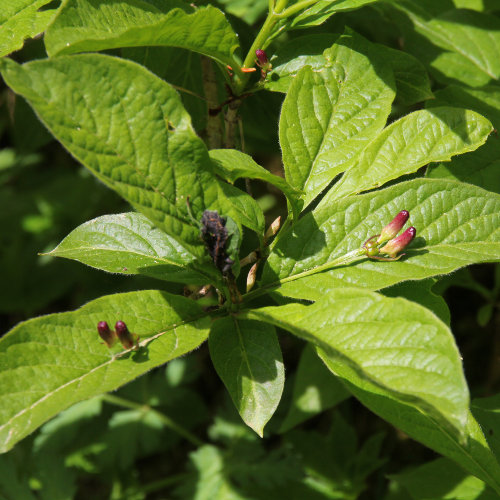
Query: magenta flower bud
377,210,409,244
97,321,116,348
255,49,268,66
380,227,416,258
115,320,137,350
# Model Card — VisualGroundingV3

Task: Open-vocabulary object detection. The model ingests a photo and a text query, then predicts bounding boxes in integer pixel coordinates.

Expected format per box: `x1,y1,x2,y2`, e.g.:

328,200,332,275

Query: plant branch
277,0,317,18
101,393,204,447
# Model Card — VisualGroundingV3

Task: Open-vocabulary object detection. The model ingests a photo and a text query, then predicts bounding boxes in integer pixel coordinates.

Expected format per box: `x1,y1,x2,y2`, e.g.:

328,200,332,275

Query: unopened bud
246,262,258,292
115,320,137,350
264,216,281,243
363,238,380,257
377,210,409,244
380,227,416,258
255,49,268,66
97,321,116,348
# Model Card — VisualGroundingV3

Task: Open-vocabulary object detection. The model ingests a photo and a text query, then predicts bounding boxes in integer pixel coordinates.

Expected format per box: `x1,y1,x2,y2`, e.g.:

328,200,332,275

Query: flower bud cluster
362,210,416,261
97,320,138,350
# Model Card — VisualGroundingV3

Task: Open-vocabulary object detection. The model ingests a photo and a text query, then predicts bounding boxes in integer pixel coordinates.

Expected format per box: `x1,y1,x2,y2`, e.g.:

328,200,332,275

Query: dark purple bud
255,49,268,66
97,321,116,348
377,210,409,244
380,227,416,258
115,321,136,350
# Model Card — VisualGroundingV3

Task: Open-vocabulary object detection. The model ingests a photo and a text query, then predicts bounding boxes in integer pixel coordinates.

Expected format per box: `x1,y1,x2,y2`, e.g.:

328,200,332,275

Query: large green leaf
0,54,258,257
0,0,58,58
385,1,500,87
243,288,469,437
46,212,214,284
427,135,500,195
0,290,211,453
279,30,395,209
44,0,240,69
290,0,380,29
209,149,301,218
324,107,492,201
208,318,284,436
260,178,500,294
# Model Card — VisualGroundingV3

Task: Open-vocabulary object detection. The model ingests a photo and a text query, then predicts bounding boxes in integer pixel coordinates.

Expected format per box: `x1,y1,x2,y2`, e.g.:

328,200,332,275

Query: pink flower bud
377,210,409,244
255,49,268,66
380,227,416,258
97,321,116,348
115,320,137,350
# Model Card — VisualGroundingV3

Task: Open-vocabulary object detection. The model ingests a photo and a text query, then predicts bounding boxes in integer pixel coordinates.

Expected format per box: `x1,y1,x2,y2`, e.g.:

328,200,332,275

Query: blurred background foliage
1,0,499,498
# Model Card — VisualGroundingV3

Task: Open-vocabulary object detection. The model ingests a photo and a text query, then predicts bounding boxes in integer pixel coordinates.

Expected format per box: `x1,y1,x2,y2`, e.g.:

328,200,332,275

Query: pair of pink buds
363,211,416,261
97,320,139,350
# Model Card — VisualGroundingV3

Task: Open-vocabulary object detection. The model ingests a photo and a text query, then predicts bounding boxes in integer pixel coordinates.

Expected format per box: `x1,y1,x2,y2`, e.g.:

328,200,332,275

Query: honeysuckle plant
1,0,500,497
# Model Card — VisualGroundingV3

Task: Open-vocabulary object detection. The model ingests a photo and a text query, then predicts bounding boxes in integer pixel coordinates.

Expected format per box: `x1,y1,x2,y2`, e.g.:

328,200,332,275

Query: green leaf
0,0,58,58
290,0,380,29
44,0,240,68
46,212,215,284
0,54,258,256
209,318,284,436
280,344,349,433
0,290,211,453
261,178,500,294
209,149,301,218
390,457,498,499
265,34,339,93
386,2,500,87
324,107,492,201
244,288,470,437
382,279,451,326
377,45,433,105
471,394,500,461
427,135,500,195
279,30,395,209
428,85,500,129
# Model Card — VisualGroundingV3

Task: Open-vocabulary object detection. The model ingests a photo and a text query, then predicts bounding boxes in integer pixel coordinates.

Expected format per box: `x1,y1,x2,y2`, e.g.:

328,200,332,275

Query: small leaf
244,288,470,436
290,0,380,29
262,178,500,294
325,107,492,201
209,318,284,436
209,149,301,218
47,212,217,283
280,344,349,433
279,30,395,209
0,290,211,452
45,0,240,68
0,0,58,57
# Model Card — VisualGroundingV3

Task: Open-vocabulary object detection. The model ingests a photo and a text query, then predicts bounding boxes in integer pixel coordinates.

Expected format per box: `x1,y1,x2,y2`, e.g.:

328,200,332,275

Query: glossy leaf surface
209,318,284,436
47,212,213,284
279,31,395,208
262,179,500,293
325,107,492,201
0,290,211,452
244,289,469,436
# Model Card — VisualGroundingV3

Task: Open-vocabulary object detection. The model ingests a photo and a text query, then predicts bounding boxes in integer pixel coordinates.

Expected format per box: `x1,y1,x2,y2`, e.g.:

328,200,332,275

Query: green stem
233,1,290,94
102,394,204,447
277,0,318,18
242,248,366,304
